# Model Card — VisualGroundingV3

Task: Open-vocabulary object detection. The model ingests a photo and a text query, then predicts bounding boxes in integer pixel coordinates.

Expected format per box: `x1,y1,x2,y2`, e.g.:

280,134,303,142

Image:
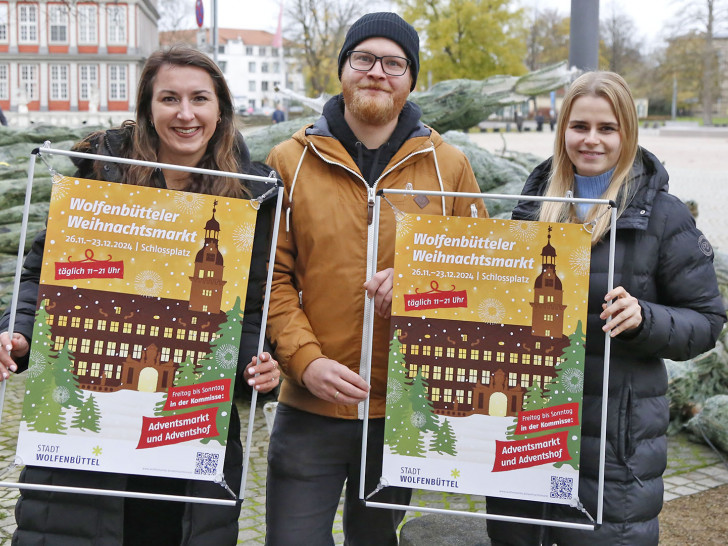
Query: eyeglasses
347,50,410,76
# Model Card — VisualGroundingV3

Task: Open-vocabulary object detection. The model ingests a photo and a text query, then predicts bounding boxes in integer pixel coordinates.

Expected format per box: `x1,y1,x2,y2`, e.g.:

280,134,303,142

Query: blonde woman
487,72,725,545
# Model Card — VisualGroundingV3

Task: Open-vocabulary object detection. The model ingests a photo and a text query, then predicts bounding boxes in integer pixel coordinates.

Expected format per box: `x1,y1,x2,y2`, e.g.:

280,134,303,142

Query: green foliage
430,418,457,456
521,8,570,71
384,335,412,448
52,341,84,409
408,371,439,434
71,394,102,433
397,0,527,84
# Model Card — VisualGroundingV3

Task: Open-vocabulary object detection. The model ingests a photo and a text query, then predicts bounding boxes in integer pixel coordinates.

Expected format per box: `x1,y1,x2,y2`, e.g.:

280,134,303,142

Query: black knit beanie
337,12,420,91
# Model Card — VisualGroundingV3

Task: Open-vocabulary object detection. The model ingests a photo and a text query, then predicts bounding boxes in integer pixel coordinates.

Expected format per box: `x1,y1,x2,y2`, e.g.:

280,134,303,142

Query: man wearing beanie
265,12,487,545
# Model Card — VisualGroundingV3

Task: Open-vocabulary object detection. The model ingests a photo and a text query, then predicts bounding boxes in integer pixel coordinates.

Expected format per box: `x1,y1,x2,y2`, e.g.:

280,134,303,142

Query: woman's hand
363,268,394,319
244,352,280,394
0,332,28,381
600,286,642,337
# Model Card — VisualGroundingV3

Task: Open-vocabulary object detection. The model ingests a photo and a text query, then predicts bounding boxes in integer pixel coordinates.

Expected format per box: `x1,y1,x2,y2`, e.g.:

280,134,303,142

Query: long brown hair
539,71,639,244
80,46,245,198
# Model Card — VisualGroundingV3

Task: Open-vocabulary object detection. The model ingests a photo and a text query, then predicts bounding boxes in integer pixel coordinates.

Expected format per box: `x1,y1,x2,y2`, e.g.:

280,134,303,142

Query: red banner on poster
163,379,232,411
515,403,580,435
137,407,219,449
492,431,571,472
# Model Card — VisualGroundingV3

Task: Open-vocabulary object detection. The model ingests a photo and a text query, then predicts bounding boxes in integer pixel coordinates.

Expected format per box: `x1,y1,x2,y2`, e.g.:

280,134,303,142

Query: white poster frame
0,144,284,507
360,187,617,531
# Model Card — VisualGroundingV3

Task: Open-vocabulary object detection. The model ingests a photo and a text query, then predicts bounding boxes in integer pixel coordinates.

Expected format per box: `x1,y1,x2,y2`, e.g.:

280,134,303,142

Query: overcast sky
193,0,678,49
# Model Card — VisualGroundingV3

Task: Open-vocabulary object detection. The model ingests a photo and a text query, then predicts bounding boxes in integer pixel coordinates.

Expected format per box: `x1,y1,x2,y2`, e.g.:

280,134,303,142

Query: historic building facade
393,229,571,418
39,203,229,394
0,0,158,121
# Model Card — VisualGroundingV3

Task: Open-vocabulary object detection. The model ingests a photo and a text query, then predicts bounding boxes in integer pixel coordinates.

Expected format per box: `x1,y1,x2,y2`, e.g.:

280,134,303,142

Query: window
262,63,269,73
77,5,98,44
173,349,183,363
445,367,454,381
19,3,38,43
510,353,518,364
0,4,8,41
248,62,256,72
53,336,65,351
57,315,68,327
483,350,492,361
469,369,477,383
410,345,419,355
521,374,530,388
420,364,430,378
48,4,68,43
533,354,542,366
119,343,129,357
106,4,127,44
408,364,417,378
93,340,103,355
91,362,100,377
261,81,269,91
248,81,256,92
422,345,431,356
68,337,77,352
109,65,127,100
104,364,113,378
271,47,279,56
433,366,442,380
176,329,185,340
532,374,542,387
149,326,159,336
83,318,93,330
200,331,209,342
456,368,466,382
430,387,440,401
164,327,173,338
456,389,465,404
80,339,90,353
273,62,280,73
136,324,146,335
434,346,442,357
71,316,81,328
187,330,197,341
97,319,106,331
444,389,452,403
47,315,55,326
109,320,119,332
19,64,39,100
50,64,69,100
79,64,98,101
106,341,116,356
481,370,491,384
161,347,170,361
508,372,518,387
446,347,455,358
122,322,132,334
77,361,87,375
133,344,142,358
458,348,467,359
545,356,554,367
496,351,505,362
470,349,479,360
246,46,253,55
522,353,531,365
258,46,266,56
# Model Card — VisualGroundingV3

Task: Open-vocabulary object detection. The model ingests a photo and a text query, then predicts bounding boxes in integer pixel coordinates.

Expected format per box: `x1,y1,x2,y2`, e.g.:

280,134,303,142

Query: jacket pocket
617,383,635,462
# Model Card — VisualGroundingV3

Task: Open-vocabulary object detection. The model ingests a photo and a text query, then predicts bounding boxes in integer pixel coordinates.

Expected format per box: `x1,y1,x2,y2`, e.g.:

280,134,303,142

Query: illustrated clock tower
530,226,566,338
189,201,227,313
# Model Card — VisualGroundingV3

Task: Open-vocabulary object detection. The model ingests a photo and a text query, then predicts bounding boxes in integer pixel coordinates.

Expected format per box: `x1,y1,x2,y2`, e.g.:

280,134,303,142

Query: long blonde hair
539,71,639,244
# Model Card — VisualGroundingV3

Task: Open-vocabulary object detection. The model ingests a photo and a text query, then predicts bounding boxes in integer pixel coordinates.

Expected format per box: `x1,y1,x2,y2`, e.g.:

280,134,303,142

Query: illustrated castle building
393,227,571,418
40,203,232,394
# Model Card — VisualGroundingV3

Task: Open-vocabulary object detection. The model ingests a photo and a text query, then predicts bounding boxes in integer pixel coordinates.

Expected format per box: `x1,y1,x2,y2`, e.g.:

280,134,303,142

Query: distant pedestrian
271,104,285,124
549,108,556,131
535,112,544,132
0,106,7,126
514,110,523,132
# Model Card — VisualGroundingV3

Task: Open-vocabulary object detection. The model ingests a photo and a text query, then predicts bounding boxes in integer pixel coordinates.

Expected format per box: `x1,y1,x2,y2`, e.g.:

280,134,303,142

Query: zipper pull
367,187,375,225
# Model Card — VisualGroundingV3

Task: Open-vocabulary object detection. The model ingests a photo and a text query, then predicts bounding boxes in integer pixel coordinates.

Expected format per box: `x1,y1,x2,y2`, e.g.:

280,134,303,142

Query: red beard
342,81,408,126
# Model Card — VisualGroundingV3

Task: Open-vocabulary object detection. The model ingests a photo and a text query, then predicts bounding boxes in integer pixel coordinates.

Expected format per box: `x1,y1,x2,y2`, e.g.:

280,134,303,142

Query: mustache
356,83,393,92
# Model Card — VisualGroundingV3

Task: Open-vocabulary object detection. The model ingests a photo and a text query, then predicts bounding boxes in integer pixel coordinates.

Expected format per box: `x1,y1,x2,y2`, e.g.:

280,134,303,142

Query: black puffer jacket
487,148,726,546
0,125,277,545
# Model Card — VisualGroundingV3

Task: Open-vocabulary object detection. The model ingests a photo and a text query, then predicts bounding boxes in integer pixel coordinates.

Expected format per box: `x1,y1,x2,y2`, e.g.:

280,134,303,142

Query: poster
382,213,591,505
15,176,258,482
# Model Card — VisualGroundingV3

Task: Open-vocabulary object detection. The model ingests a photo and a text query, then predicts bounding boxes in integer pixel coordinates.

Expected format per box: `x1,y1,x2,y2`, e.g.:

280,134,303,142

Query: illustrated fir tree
543,321,586,470
52,341,84,409
197,297,245,445
22,301,56,425
154,356,198,417
384,335,412,449
390,398,426,457
408,370,439,434
71,393,101,432
31,373,67,435
506,380,548,440
430,418,458,456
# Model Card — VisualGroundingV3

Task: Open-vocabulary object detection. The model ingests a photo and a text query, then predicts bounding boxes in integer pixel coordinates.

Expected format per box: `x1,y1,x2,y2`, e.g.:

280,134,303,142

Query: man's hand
301,357,369,404
0,332,27,381
364,267,394,319
600,286,642,337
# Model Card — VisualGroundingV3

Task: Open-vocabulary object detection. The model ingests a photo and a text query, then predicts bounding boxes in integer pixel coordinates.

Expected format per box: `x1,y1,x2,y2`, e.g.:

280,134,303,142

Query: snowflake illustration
92,446,102,456
395,212,415,238
232,223,256,252
50,176,72,201
508,221,539,242
215,344,237,369
569,247,591,276
174,192,205,214
29,350,47,366
411,411,426,429
478,298,506,324
52,386,70,404
386,378,404,404
135,270,163,296
562,368,584,393
27,361,47,379
451,469,461,479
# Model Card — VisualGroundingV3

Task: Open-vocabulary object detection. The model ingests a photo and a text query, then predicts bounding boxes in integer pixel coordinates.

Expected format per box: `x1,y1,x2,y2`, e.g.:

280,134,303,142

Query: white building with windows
160,28,305,113
0,0,158,125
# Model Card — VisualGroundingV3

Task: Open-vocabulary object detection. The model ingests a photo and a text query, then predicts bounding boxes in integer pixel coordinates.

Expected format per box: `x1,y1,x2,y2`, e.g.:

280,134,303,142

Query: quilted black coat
487,148,726,546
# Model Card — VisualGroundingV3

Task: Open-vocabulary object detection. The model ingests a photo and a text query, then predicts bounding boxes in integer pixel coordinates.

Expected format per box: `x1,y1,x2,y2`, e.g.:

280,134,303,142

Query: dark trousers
265,404,412,546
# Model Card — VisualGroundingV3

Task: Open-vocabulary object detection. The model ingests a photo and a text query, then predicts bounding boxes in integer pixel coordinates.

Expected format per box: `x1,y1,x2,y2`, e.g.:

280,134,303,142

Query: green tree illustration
544,321,586,470
408,370,439,434
32,376,67,435
384,335,413,448
430,418,458,456
197,297,245,446
71,393,102,433
390,400,426,457
522,381,547,411
52,341,84,409
154,356,198,417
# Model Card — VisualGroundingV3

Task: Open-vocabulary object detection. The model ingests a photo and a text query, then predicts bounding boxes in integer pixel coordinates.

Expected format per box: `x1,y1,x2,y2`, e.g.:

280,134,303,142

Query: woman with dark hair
486,71,725,545
0,45,280,545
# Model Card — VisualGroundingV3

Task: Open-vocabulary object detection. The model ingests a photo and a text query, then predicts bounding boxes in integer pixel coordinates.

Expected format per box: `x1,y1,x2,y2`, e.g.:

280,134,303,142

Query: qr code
194,452,219,475
550,476,573,499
